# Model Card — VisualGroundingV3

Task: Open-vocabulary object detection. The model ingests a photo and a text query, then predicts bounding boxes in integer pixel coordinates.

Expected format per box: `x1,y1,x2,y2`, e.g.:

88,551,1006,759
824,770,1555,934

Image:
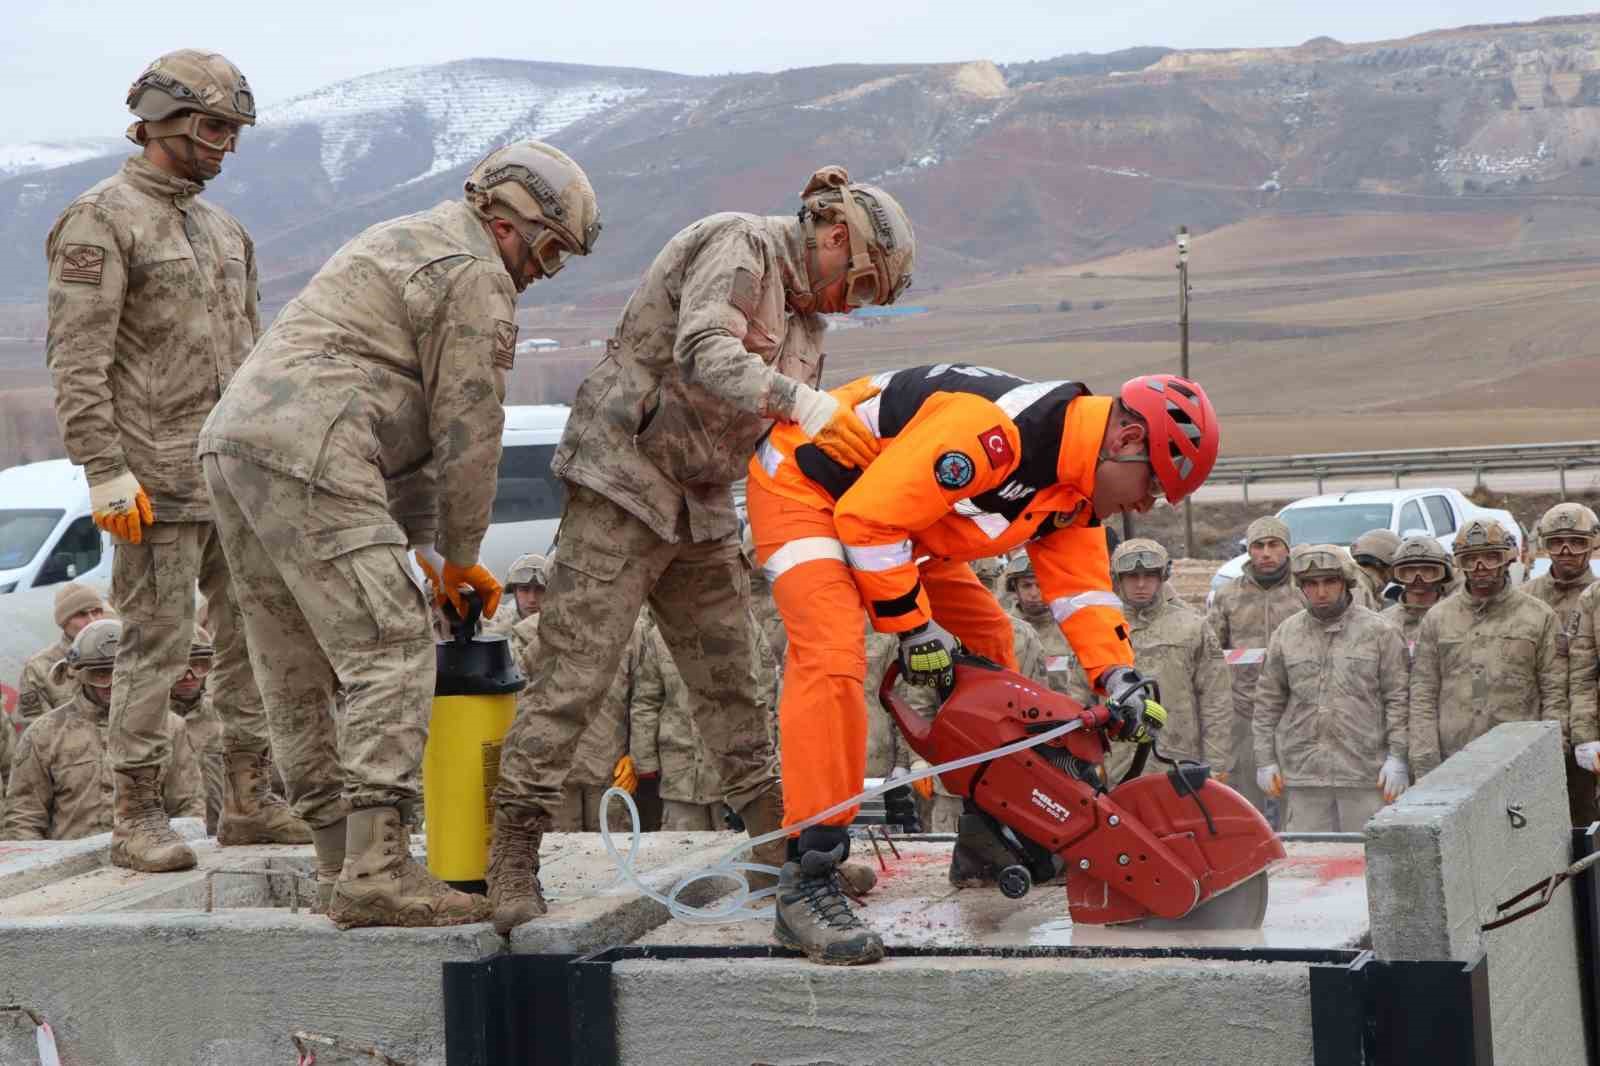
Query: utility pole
1177,224,1194,557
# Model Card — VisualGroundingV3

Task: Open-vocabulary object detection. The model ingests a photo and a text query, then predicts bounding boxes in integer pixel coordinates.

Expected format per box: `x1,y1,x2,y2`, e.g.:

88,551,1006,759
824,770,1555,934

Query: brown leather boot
310,819,346,912
218,750,313,845
110,768,197,873
734,785,788,893
487,805,549,936
326,806,490,929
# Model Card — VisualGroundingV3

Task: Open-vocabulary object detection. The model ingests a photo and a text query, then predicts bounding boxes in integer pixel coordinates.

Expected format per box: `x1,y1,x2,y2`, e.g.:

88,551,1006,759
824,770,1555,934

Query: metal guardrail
1213,440,1600,502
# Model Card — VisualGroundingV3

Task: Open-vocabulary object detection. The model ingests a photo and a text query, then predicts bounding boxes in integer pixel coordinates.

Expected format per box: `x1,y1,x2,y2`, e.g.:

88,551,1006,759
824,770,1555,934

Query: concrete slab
639,838,1368,951
611,955,1318,1066
1366,721,1585,1066
0,817,207,902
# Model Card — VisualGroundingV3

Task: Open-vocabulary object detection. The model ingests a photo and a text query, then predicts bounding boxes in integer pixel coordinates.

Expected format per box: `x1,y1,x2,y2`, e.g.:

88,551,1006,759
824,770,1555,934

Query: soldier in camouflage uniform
488,164,914,941
1380,535,1453,659
1570,570,1600,809
744,520,788,666
1252,546,1410,832
200,141,600,929
485,553,547,640
1006,553,1081,695
1411,520,1570,779
16,583,108,724
1207,516,1300,810
169,628,225,835
1352,529,1402,608
3,619,202,841
44,52,308,872
1525,504,1600,824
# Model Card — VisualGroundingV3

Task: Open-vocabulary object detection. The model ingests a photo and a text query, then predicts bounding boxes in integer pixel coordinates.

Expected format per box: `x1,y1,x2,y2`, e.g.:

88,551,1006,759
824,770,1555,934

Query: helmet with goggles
1391,534,1453,586
65,618,123,689
465,141,601,278
1453,518,1516,564
1535,503,1600,551
1351,528,1401,569
1111,538,1171,579
1290,544,1352,585
125,50,255,151
797,165,915,309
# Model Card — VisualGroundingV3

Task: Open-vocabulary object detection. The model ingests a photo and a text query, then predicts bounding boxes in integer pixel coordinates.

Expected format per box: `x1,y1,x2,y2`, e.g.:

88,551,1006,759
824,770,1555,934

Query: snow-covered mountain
0,137,124,179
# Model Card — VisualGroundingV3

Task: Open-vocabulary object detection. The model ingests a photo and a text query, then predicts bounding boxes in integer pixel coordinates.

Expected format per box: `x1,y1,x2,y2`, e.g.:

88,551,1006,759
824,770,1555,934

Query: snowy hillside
0,137,125,179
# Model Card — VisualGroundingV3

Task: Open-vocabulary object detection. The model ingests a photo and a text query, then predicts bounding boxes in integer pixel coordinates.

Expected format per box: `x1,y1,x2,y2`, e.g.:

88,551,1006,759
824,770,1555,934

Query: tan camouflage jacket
1018,605,1083,697
750,573,788,665
555,213,826,544
0,715,12,805
1525,570,1596,658
16,635,74,722
46,156,259,521
171,690,224,835
1380,601,1431,663
1252,604,1409,788
1566,581,1600,750
2,688,202,840
199,200,516,566
513,611,643,787
1410,584,1569,777
1207,565,1303,721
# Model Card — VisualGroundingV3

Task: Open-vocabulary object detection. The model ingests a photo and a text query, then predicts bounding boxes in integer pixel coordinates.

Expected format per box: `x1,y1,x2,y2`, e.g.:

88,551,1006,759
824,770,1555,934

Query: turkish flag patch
977,425,1014,469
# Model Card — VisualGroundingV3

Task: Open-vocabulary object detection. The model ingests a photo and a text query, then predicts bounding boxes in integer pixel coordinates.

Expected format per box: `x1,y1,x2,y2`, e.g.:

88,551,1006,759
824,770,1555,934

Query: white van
0,404,570,596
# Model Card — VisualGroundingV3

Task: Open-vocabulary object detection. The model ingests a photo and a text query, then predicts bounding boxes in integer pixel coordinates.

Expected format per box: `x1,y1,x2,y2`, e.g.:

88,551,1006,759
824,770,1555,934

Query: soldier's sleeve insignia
59,244,106,285
493,319,518,370
729,267,760,319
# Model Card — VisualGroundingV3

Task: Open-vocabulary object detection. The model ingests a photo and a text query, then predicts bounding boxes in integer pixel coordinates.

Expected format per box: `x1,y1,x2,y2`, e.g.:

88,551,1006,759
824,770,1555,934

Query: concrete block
1365,721,1583,1066
612,955,1317,1066
0,818,207,902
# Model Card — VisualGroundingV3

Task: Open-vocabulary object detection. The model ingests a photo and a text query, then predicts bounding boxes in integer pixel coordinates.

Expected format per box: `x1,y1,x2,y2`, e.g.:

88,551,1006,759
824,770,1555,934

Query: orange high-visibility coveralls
746,364,1136,829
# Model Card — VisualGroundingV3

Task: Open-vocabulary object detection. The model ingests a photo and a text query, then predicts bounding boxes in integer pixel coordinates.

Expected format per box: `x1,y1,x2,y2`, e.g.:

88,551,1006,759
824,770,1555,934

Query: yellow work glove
790,384,880,469
89,471,155,545
909,759,935,800
612,755,638,794
1126,698,1167,744
898,620,960,689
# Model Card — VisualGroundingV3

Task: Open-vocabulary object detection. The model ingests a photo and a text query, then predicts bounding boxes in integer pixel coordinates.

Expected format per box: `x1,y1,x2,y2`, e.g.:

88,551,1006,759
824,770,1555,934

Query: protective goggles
182,656,214,679
142,111,244,151
80,666,115,687
1393,561,1446,584
843,254,911,308
1458,551,1508,572
1547,535,1593,555
1112,549,1167,576
512,222,578,278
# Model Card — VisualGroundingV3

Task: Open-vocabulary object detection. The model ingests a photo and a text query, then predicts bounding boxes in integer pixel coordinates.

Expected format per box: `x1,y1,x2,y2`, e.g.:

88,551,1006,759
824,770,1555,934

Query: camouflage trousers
661,800,725,832
203,455,434,828
1282,786,1385,833
108,519,269,772
1230,713,1267,814
495,484,780,822
928,794,963,833
551,784,630,833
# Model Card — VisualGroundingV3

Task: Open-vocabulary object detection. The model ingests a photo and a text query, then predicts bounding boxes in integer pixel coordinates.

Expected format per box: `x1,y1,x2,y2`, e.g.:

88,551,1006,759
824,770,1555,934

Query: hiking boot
310,819,347,912
773,843,884,966
839,862,879,898
218,750,313,845
326,806,490,929
487,806,549,936
110,768,197,873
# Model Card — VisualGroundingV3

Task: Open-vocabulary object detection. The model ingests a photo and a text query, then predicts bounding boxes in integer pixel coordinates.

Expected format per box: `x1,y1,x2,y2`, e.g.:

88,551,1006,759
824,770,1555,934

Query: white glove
1577,741,1600,773
787,384,839,437
1378,755,1410,803
1256,764,1282,798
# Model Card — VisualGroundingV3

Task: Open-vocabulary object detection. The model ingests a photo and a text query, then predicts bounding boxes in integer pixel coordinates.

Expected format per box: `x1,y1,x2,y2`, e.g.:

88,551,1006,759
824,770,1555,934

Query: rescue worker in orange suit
747,364,1219,964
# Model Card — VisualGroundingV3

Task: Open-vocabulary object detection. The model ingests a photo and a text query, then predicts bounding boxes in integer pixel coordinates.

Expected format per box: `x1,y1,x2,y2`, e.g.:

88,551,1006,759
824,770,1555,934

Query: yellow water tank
422,593,525,888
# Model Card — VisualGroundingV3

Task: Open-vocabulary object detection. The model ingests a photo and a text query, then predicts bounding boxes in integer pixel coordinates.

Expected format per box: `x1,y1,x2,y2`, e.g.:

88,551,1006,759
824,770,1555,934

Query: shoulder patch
493,320,518,370
58,243,105,285
933,451,976,490
977,424,1015,469
729,267,760,319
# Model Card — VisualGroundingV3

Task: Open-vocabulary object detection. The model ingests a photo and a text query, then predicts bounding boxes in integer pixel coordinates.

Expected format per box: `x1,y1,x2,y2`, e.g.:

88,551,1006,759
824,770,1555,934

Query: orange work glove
909,759,935,800
89,471,155,545
790,384,880,469
612,755,638,794
442,561,502,620
414,550,445,606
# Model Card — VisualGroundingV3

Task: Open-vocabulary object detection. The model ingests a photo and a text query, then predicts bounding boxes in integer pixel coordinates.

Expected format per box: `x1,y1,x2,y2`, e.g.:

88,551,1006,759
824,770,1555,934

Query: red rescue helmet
1118,374,1218,504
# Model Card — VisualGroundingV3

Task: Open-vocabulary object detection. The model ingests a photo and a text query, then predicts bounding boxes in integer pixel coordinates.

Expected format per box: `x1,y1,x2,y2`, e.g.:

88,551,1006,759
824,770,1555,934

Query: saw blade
1134,870,1270,931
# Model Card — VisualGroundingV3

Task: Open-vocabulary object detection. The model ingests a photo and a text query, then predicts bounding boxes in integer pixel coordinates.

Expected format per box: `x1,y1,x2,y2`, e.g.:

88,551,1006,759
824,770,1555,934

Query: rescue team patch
728,267,760,319
59,244,106,285
977,424,1014,469
493,319,518,370
933,451,975,490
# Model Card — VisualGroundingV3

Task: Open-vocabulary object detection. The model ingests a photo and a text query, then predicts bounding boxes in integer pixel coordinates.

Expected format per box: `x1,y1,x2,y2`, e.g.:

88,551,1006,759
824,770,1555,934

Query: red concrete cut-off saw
880,657,1283,928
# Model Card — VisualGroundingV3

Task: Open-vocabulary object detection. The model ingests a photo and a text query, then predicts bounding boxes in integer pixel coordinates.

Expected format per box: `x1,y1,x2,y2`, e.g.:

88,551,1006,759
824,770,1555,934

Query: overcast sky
1,1,1581,141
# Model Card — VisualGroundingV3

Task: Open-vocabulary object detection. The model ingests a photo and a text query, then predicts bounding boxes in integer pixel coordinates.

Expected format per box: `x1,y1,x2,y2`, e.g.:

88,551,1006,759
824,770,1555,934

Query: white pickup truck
1209,487,1525,599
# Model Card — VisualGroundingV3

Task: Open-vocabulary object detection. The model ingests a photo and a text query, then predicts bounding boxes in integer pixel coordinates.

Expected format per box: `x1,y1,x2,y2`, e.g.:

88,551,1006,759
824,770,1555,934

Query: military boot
218,750,314,845
773,830,884,966
326,806,491,929
487,806,549,936
110,768,197,873
734,786,788,894
949,811,1005,888
310,819,347,912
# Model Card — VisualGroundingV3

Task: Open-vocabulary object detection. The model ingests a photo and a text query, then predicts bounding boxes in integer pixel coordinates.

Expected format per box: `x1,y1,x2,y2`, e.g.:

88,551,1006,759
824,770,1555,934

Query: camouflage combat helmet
191,625,216,660
505,553,548,589
1391,534,1453,583
1351,528,1401,568
465,142,601,275
125,50,255,148
67,617,123,671
972,555,1007,583
797,165,915,308
1536,503,1600,547
1004,552,1034,588
1290,544,1351,585
1453,518,1515,561
1111,538,1171,579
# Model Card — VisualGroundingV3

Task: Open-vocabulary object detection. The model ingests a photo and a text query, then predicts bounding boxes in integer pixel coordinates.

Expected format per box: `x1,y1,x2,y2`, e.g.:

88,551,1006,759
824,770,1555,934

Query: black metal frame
1572,824,1600,1064
443,943,1494,1066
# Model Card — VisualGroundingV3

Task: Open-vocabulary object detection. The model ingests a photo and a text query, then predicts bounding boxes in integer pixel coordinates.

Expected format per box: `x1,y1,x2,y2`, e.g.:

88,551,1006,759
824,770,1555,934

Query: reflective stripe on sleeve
757,439,783,478
762,537,847,581
1050,591,1123,623
844,540,915,573
1223,648,1266,666
855,394,883,438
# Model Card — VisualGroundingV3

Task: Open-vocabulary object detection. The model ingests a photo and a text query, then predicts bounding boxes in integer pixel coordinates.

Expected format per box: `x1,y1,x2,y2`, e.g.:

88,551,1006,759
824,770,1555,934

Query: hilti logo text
1031,788,1071,823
